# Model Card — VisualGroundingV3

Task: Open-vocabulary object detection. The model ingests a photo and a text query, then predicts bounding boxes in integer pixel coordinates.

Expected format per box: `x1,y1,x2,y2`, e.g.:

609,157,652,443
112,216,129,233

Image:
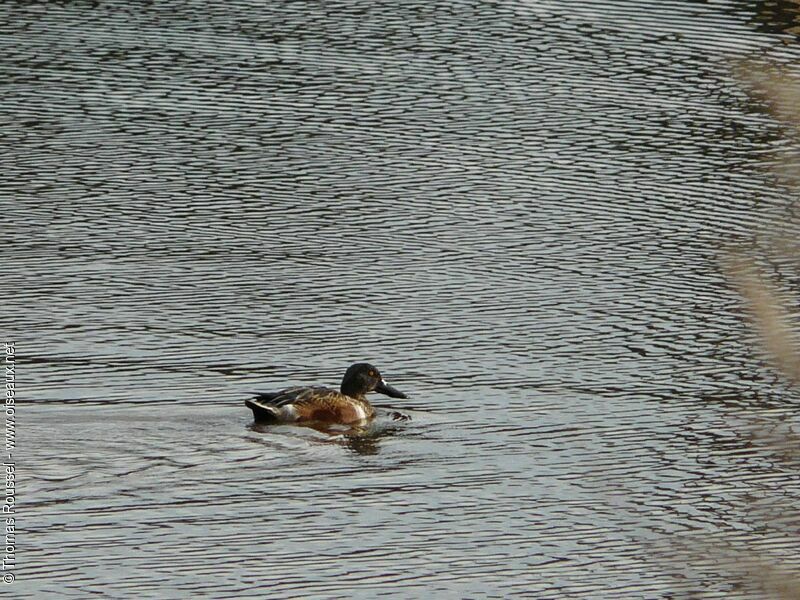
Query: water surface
6,0,800,597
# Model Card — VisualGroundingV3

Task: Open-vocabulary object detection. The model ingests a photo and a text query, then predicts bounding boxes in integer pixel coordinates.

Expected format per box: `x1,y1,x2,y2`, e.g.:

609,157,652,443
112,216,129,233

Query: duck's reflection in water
249,410,411,456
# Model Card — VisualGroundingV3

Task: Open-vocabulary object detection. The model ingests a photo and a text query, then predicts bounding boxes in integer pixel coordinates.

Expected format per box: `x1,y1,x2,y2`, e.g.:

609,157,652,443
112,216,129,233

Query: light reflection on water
8,0,800,597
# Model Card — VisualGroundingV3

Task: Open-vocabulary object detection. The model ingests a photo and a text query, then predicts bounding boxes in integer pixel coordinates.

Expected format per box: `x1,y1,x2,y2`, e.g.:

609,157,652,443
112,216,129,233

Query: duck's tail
245,398,282,422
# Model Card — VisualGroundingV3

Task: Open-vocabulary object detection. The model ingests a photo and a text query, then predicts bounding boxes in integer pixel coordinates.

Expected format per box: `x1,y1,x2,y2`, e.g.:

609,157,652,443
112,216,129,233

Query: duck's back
254,386,332,405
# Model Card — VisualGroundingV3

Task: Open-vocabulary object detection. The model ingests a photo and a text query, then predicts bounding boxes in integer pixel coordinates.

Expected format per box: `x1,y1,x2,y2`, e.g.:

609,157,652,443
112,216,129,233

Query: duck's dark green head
341,362,408,399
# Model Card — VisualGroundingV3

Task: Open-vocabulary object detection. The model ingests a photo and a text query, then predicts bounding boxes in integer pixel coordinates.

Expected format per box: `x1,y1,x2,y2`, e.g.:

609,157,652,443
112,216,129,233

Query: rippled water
7,0,800,597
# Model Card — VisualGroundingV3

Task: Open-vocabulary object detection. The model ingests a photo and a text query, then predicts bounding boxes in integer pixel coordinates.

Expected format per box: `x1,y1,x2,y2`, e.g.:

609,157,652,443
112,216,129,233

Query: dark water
7,0,800,597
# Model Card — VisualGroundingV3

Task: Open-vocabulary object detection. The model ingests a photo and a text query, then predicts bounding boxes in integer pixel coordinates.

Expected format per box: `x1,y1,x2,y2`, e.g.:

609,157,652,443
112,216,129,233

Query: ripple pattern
6,0,800,597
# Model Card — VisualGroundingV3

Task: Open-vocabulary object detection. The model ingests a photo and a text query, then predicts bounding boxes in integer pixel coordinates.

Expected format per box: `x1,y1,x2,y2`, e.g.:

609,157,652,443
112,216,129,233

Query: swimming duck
245,362,408,424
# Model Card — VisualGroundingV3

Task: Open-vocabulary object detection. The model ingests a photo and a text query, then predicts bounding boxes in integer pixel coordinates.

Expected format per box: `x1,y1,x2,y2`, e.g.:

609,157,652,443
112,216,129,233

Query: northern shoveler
245,362,408,424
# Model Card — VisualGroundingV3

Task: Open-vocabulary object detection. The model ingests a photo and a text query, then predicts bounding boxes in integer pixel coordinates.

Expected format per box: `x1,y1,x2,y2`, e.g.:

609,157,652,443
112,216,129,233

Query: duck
245,362,408,424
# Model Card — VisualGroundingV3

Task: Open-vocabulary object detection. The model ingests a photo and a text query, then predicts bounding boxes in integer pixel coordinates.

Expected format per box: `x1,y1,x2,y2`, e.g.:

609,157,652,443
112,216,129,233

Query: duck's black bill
376,379,407,399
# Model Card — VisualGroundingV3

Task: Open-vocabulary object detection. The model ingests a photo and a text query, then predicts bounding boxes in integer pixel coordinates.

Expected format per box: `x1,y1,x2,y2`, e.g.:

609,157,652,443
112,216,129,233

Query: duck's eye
369,370,375,377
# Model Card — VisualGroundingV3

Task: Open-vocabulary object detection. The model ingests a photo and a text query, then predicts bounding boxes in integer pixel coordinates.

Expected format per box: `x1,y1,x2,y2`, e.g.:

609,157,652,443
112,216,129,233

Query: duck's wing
251,387,300,404
251,386,338,406
251,391,280,403
248,387,369,422
246,386,332,422
275,386,343,406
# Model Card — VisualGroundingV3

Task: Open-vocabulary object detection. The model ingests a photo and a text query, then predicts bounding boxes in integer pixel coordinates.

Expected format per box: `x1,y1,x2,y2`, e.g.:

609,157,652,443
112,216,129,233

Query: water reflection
248,415,408,456
340,426,404,456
